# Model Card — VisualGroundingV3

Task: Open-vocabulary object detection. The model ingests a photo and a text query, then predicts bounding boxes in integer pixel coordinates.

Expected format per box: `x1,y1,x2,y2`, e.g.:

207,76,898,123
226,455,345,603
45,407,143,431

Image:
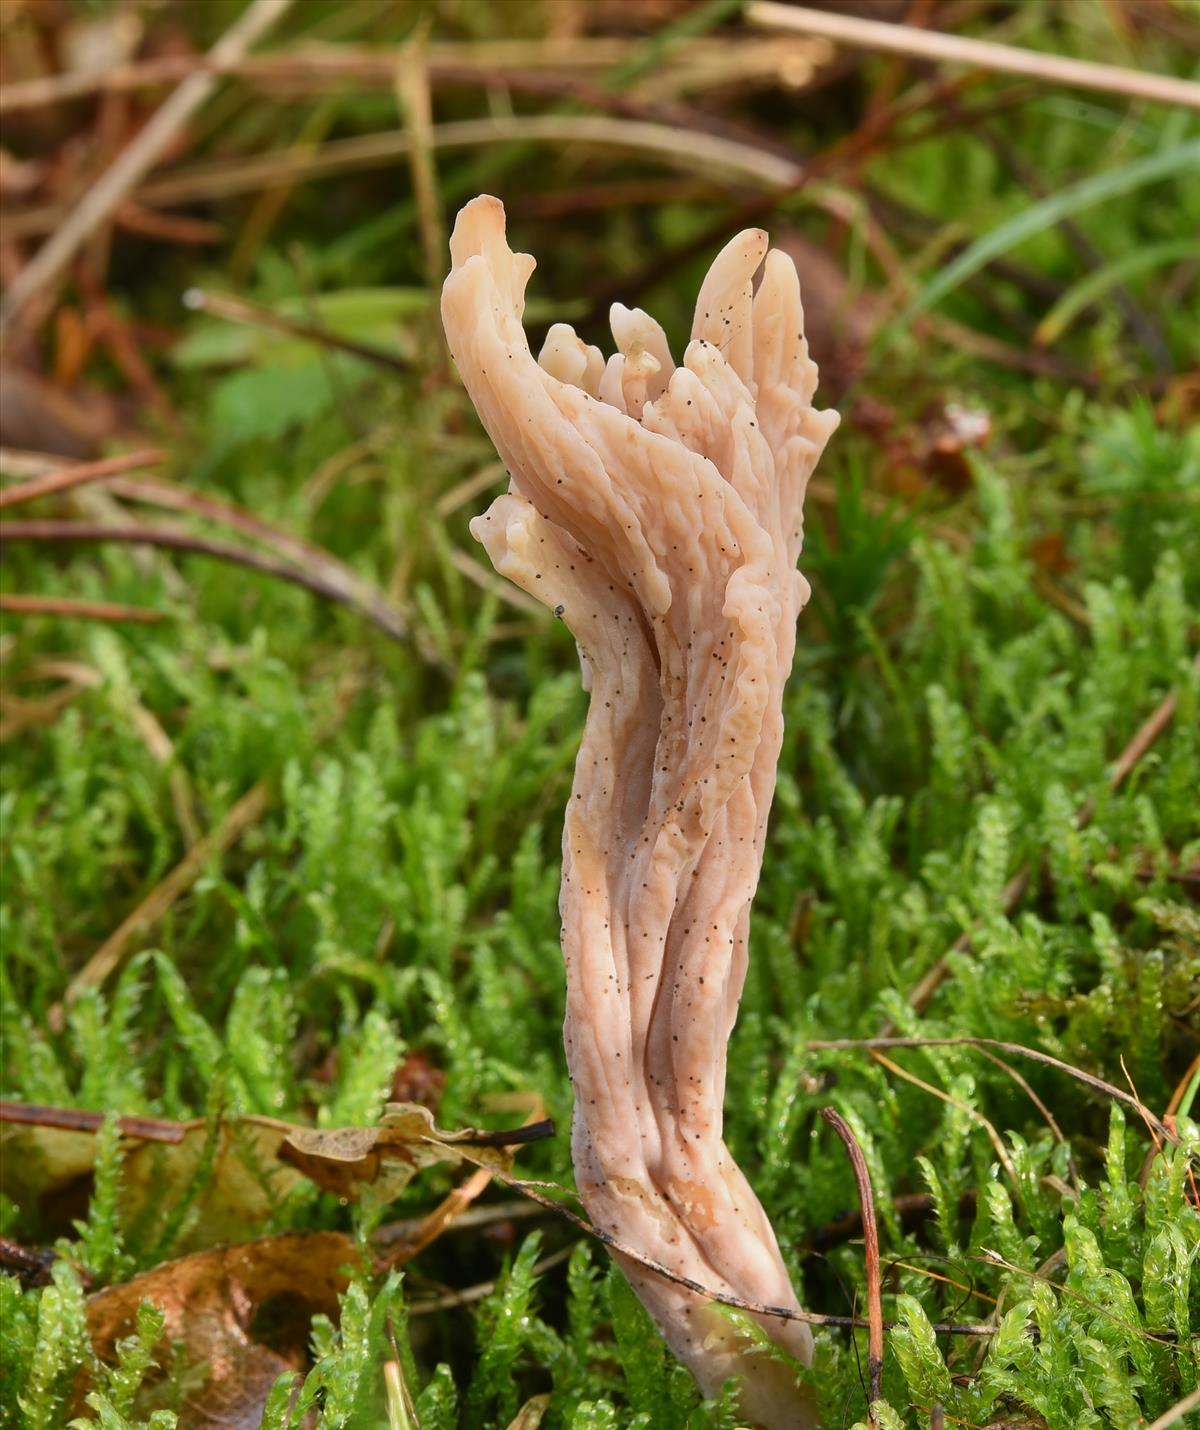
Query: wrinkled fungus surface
442,195,838,1429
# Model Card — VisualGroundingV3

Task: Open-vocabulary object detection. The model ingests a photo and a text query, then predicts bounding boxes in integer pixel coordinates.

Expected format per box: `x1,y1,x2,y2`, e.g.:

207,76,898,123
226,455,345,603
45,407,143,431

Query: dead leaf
2,1100,531,1249
0,1104,303,1249
280,1102,516,1203
85,1231,353,1429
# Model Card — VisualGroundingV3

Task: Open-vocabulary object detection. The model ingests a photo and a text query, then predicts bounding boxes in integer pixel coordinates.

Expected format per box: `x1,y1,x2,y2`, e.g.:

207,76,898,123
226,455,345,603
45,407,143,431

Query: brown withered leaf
0,1104,302,1248
2,1100,524,1248
85,1231,354,1429
280,1102,515,1202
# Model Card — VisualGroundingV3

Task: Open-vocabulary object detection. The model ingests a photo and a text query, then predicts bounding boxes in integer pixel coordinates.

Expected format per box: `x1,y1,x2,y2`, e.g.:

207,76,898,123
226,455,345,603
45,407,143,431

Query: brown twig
0,449,165,509
0,1100,188,1143
0,520,409,643
113,202,225,246
104,474,409,637
448,1155,997,1337
0,0,295,332
890,655,1197,1028
746,1,1200,110
0,594,164,624
0,36,832,114
867,1049,1016,1183
821,1109,884,1408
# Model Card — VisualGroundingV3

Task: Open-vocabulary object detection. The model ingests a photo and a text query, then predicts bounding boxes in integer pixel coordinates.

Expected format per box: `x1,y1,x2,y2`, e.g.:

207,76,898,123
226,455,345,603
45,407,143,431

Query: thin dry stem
821,1109,884,1406
0,449,166,509
0,0,295,331
4,117,803,241
65,780,271,1001
747,2,1200,110
0,594,164,623
0,519,409,643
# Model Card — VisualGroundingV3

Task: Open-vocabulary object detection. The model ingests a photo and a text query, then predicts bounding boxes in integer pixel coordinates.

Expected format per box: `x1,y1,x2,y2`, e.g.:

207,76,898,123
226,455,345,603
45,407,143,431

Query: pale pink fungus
442,195,838,1429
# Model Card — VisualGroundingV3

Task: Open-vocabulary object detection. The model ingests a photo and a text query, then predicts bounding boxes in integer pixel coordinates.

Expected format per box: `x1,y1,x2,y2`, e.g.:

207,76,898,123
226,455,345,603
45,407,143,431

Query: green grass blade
898,138,1200,326
1035,237,1197,344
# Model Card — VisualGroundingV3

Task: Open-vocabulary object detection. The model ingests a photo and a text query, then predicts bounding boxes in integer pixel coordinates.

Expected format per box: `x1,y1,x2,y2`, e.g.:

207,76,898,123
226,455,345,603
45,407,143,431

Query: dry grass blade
821,1109,885,1408
0,449,166,509
976,1247,1187,1345
746,2,1200,110
0,595,164,623
0,519,409,642
374,1199,544,1249
0,0,295,331
448,548,546,617
395,28,445,287
972,1046,1076,1186
377,1165,494,1270
5,117,803,240
409,1246,578,1317
0,684,84,742
1163,1053,1200,1126
1146,1387,1200,1430
64,779,271,1002
435,461,506,519
104,473,410,637
464,1160,996,1338
866,1050,1017,1184
0,36,832,114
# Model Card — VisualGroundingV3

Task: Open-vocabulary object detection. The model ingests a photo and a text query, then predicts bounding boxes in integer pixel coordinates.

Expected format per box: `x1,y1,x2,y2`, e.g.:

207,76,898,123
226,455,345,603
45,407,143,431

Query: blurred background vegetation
0,1,1197,1427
